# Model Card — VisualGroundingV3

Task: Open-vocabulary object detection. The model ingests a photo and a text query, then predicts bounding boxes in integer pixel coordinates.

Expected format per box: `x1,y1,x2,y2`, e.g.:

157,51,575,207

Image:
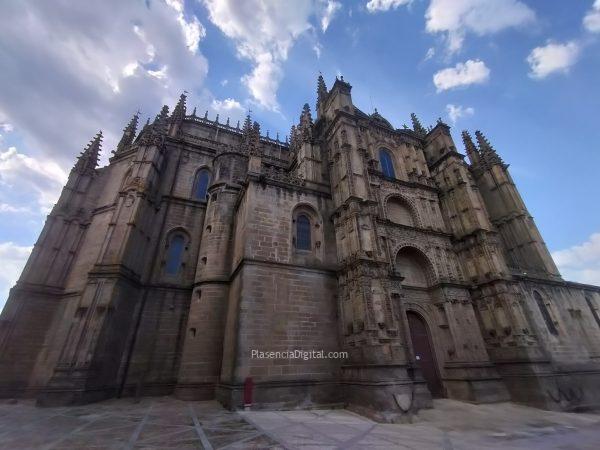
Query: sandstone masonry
1,75,599,421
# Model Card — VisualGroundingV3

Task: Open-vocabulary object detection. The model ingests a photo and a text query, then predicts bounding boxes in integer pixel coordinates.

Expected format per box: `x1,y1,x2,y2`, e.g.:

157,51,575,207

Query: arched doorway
407,311,443,398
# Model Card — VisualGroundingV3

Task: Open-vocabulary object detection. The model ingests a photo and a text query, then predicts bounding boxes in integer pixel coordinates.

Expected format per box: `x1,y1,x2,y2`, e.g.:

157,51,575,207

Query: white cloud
0,123,14,133
425,0,535,53
424,47,435,61
0,203,31,214
433,59,490,92
321,1,342,32
166,0,207,53
203,0,334,111
0,0,209,169
446,104,474,123
210,98,245,125
0,146,68,213
526,41,580,79
366,0,411,13
211,98,244,113
313,42,323,58
0,242,32,311
552,233,600,286
122,61,140,78
220,79,229,86
584,0,600,33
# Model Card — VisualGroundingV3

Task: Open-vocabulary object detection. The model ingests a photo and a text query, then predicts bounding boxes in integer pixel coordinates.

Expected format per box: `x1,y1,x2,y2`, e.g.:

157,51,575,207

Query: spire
152,105,169,135
74,131,102,174
250,121,262,155
410,113,427,135
116,112,139,154
170,92,187,123
137,105,169,144
299,103,313,142
155,105,170,123
242,114,252,134
462,130,480,165
475,130,505,167
317,73,328,110
240,114,261,155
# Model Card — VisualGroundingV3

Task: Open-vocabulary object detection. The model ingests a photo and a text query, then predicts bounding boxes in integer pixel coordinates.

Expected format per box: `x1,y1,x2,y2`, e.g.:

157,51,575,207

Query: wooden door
407,312,443,398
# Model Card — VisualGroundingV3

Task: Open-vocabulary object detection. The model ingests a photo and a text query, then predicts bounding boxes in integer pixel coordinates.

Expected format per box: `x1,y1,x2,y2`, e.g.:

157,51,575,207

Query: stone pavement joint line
188,403,214,450
125,404,152,449
1,397,600,449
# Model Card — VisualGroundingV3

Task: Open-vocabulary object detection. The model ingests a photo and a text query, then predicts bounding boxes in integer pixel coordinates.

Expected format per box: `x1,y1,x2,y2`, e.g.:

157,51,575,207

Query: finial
226,117,230,126
236,120,240,129
462,130,479,165
242,114,252,133
172,92,187,121
475,130,504,167
192,107,197,116
75,131,102,173
215,114,219,123
116,112,139,153
475,130,492,150
410,113,427,135
204,110,208,119
155,105,169,123
276,132,280,142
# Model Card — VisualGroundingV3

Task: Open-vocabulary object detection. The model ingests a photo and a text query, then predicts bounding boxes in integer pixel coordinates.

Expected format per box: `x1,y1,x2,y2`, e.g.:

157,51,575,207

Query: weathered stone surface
1,77,600,421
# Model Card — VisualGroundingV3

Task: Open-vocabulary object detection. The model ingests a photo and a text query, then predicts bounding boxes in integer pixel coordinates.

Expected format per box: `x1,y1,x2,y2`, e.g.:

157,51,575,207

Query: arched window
387,197,414,227
193,169,210,200
379,148,395,179
534,291,558,335
165,234,185,275
296,214,311,250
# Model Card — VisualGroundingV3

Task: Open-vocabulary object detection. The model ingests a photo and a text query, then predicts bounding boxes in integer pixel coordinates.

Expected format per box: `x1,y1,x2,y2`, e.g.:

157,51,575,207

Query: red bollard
243,377,253,410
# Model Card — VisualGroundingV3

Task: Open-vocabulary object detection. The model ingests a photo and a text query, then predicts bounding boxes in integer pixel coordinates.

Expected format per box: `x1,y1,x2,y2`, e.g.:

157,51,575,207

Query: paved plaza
0,397,599,449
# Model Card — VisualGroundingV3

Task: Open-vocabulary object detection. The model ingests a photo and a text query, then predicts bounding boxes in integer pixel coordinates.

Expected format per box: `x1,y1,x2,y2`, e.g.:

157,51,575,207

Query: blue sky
1,0,600,309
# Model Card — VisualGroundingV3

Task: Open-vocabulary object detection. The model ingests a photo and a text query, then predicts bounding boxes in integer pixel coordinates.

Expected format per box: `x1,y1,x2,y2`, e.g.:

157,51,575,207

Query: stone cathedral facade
1,75,600,422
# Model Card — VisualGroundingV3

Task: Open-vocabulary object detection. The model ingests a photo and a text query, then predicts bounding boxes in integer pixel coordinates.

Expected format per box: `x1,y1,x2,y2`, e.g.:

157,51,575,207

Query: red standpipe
243,377,254,409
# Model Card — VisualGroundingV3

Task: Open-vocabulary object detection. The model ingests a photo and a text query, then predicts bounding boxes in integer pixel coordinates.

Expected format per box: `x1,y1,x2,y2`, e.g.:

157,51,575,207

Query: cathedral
1,75,600,422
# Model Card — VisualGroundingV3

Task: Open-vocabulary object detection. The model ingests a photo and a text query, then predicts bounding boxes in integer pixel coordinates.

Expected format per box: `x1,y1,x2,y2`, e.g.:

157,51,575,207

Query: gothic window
165,234,185,275
387,197,415,227
296,214,311,250
193,169,210,200
586,294,600,329
534,291,558,335
379,148,396,179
